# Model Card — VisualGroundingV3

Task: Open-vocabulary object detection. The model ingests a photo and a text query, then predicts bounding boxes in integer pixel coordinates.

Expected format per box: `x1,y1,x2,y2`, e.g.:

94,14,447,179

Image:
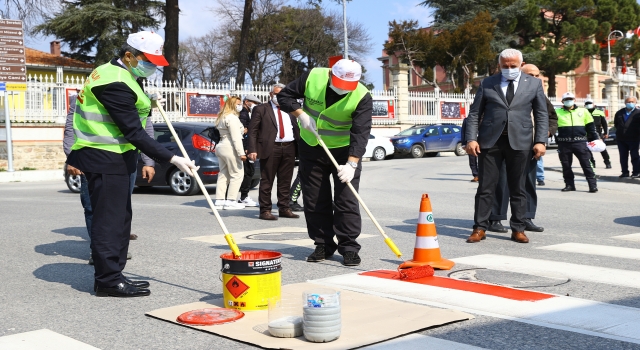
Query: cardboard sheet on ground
146,283,473,350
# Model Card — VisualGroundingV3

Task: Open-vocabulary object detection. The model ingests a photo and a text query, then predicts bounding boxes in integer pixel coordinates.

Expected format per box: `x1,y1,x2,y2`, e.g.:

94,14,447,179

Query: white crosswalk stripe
613,233,640,242
363,334,487,350
537,243,640,260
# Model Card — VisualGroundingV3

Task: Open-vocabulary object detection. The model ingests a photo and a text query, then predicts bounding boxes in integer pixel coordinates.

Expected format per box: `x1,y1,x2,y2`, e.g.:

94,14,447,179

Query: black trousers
299,142,361,255
617,139,640,175
239,158,255,199
474,135,530,232
558,142,597,188
84,172,132,288
489,157,538,221
468,154,478,177
258,142,296,213
290,172,302,202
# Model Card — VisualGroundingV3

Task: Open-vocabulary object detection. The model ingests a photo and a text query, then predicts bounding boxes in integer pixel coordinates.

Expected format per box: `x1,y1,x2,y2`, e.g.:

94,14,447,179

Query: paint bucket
220,250,282,311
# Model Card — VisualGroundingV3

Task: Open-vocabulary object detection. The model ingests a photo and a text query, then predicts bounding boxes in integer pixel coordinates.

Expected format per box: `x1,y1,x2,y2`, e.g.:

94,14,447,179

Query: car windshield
397,127,426,136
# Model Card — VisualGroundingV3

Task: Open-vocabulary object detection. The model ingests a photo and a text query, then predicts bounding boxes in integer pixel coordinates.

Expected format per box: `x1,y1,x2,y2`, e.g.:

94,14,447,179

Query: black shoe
589,188,598,193
620,173,630,178
605,162,612,169
342,251,361,266
524,219,544,232
95,282,150,297
307,245,326,262
537,180,545,186
487,220,508,233
124,277,150,289
561,186,576,192
632,174,640,179
290,201,304,212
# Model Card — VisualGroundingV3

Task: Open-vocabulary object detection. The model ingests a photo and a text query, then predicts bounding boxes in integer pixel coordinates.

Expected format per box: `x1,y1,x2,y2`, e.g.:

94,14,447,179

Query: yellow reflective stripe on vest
76,107,114,123
74,129,127,144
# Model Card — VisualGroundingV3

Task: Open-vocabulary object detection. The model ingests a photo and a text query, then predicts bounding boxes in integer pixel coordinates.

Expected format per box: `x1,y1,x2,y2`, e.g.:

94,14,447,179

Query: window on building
408,71,412,86
602,88,606,99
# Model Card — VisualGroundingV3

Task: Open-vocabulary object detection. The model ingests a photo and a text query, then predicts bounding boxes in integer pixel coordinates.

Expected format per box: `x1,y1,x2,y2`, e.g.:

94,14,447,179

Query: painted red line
360,270,555,302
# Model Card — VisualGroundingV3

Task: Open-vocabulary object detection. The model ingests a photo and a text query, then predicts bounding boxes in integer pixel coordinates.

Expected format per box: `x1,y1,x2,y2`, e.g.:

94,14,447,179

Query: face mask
585,103,594,109
563,100,574,108
626,103,636,110
128,55,157,78
235,104,243,113
249,104,255,112
501,68,520,81
271,96,279,106
329,81,351,95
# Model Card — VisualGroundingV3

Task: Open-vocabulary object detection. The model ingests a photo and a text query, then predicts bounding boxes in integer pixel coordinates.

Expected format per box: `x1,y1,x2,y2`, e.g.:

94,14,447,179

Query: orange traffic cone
399,194,455,270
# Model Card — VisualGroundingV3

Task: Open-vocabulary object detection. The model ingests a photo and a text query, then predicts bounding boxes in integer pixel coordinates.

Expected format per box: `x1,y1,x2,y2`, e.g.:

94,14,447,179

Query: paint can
220,250,282,311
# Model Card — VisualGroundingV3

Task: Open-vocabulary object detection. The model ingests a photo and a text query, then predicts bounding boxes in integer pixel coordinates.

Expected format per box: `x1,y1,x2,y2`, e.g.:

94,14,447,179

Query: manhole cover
449,269,570,288
246,232,308,241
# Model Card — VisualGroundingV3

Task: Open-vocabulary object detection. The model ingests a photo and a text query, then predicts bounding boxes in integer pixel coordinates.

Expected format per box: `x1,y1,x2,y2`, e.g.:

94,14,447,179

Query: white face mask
501,67,520,81
249,104,255,112
585,103,594,109
271,95,279,106
235,104,243,113
329,81,351,95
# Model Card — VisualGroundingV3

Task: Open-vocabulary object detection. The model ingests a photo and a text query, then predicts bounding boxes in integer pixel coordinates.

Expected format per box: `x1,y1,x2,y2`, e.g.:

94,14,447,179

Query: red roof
25,48,93,70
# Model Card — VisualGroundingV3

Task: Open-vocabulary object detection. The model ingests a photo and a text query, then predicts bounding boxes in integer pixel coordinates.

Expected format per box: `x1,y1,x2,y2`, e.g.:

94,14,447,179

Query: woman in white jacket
215,96,247,209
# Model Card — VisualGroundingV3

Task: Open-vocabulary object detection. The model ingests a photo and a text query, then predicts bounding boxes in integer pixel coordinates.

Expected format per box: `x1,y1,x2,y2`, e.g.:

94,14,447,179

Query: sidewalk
0,169,63,183
543,144,640,184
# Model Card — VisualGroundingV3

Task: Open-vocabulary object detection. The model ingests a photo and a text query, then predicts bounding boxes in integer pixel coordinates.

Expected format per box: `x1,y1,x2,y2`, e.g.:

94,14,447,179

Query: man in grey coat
465,49,549,244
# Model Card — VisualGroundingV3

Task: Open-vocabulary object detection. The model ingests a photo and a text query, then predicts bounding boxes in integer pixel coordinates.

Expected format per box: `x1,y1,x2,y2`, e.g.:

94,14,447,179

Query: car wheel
372,147,386,161
425,152,438,157
454,142,467,156
65,173,82,193
410,144,425,158
169,168,200,196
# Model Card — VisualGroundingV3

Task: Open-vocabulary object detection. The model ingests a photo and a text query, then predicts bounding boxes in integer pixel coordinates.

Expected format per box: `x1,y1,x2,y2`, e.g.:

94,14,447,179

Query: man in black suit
238,95,262,206
248,84,301,220
465,49,549,244
614,96,640,178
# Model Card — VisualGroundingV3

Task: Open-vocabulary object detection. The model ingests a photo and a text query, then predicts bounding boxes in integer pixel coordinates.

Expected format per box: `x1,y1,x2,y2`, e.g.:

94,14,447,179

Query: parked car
364,134,394,161
605,126,616,145
390,124,466,158
64,122,261,196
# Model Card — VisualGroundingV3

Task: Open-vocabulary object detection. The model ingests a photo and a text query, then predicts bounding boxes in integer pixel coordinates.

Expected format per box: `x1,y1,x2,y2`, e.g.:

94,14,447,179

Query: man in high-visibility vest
278,59,373,266
66,31,198,297
585,98,612,169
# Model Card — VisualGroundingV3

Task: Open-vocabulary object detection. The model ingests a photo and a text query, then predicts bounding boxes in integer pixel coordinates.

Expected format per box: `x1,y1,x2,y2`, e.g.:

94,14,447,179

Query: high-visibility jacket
555,106,594,142
72,63,150,153
301,67,369,148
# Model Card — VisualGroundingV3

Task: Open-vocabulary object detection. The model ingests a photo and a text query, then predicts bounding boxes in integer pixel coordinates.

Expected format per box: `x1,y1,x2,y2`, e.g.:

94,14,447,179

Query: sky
24,0,433,90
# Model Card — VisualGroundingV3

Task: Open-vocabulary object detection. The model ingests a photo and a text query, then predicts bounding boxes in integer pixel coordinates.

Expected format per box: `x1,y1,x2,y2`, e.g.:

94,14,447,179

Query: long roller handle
155,104,241,258
313,131,402,258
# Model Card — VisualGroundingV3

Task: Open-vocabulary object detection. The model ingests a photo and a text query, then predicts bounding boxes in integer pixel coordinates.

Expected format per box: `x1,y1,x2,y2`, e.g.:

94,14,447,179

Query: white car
365,134,395,161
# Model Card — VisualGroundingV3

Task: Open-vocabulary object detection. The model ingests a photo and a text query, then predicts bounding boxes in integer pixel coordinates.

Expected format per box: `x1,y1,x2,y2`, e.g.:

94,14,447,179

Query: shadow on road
33,262,94,293
614,216,640,228
51,226,89,240
35,240,90,260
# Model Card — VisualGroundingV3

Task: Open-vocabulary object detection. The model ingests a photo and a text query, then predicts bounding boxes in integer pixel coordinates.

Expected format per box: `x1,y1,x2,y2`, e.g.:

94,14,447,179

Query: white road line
310,273,640,345
452,254,640,289
613,233,640,242
538,243,640,261
363,334,487,350
0,329,99,350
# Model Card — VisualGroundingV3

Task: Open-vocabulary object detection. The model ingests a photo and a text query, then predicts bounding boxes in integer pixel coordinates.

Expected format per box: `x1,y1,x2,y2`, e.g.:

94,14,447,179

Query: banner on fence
440,101,466,119
186,93,224,117
372,97,395,119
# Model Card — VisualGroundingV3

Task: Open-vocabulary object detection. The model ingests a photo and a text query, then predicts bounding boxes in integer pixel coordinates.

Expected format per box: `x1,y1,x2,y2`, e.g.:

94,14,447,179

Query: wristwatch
347,160,358,169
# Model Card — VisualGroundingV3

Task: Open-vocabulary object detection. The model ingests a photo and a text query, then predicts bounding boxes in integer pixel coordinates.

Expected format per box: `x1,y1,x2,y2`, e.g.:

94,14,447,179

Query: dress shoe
605,162,612,169
279,209,300,219
487,220,508,233
524,219,544,232
307,245,334,262
537,180,545,186
259,211,277,220
620,173,630,178
470,177,479,182
124,277,150,288
632,174,640,179
511,231,529,243
342,251,361,266
95,282,150,297
466,228,486,243
561,185,576,192
130,234,138,240
589,187,598,193
290,201,304,212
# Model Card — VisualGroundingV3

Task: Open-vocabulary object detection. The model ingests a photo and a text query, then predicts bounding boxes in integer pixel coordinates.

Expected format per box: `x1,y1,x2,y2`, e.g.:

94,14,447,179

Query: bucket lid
176,308,244,326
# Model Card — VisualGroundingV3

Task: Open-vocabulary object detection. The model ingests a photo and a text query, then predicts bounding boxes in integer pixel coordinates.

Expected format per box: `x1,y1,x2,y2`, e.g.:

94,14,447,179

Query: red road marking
360,270,555,302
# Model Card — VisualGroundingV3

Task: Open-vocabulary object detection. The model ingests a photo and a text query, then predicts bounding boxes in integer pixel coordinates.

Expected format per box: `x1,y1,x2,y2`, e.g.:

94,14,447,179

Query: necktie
277,106,285,139
506,80,514,105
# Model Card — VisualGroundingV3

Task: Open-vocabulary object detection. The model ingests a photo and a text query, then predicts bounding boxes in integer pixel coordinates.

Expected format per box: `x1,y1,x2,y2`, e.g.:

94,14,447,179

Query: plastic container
302,288,341,343
267,295,303,338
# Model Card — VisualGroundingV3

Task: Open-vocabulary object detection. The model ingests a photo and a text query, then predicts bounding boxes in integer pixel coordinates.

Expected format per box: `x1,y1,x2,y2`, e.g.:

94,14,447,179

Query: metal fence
407,90,471,126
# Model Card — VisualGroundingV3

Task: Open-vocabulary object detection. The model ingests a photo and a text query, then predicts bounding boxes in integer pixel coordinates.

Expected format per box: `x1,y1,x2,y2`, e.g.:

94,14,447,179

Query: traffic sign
6,83,26,91
0,65,25,74
0,19,23,29
0,29,23,38
0,56,24,65
0,38,23,47
0,19,26,88
0,82,5,91
0,47,24,56
0,74,26,82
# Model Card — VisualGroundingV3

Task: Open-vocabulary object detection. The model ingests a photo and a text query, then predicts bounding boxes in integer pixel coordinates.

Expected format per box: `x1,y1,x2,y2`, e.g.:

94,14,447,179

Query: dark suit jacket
248,102,300,159
613,108,640,142
465,73,549,150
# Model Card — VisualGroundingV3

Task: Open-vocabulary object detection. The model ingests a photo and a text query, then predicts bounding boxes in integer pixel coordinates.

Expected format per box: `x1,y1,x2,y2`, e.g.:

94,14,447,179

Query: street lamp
342,0,348,59
607,30,624,77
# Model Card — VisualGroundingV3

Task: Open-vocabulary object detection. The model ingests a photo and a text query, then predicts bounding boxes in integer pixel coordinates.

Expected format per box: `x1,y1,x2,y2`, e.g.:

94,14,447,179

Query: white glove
170,156,200,176
337,164,355,183
146,93,165,108
298,112,317,134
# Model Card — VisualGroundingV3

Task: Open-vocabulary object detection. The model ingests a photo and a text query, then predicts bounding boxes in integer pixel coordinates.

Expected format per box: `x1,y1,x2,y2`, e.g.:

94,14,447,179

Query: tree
162,0,179,82
33,0,164,65
1,0,60,31
235,0,253,85
593,0,640,71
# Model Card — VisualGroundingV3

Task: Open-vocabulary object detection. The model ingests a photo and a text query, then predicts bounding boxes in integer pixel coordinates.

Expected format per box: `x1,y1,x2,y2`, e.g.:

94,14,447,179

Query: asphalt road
1,151,640,349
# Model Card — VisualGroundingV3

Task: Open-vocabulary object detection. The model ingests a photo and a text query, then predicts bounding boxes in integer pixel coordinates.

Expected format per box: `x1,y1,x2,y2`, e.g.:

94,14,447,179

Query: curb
0,169,64,183
544,167,640,184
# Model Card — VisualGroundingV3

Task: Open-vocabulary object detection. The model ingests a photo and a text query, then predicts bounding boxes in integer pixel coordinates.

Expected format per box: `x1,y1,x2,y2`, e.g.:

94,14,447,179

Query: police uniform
586,107,611,168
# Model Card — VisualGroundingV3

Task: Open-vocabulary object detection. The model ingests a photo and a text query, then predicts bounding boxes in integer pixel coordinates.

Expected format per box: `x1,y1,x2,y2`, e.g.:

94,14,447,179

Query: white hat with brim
243,95,261,104
127,31,169,67
331,59,362,91
561,92,575,101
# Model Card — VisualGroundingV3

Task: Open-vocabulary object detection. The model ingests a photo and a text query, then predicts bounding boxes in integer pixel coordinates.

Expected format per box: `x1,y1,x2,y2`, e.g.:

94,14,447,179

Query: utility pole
342,0,348,59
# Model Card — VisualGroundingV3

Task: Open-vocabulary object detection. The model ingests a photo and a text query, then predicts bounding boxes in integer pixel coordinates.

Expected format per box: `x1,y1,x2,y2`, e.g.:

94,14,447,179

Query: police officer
67,31,198,297
278,59,373,266
585,98,612,169
555,92,599,192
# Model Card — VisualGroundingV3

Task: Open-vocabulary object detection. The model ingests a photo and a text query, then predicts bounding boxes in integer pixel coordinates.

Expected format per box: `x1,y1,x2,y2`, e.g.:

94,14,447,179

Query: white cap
331,59,362,91
127,31,169,66
561,92,575,101
585,98,594,104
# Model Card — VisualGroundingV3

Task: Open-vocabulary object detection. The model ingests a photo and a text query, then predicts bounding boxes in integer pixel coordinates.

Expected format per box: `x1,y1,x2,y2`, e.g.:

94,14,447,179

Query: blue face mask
129,55,157,78
501,68,520,81
563,100,574,108
626,103,636,110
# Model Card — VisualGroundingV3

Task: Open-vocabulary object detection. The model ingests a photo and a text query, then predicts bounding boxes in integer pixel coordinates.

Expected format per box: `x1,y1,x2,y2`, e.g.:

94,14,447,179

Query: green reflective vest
301,67,370,148
72,62,150,153
589,108,605,118
555,106,593,142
